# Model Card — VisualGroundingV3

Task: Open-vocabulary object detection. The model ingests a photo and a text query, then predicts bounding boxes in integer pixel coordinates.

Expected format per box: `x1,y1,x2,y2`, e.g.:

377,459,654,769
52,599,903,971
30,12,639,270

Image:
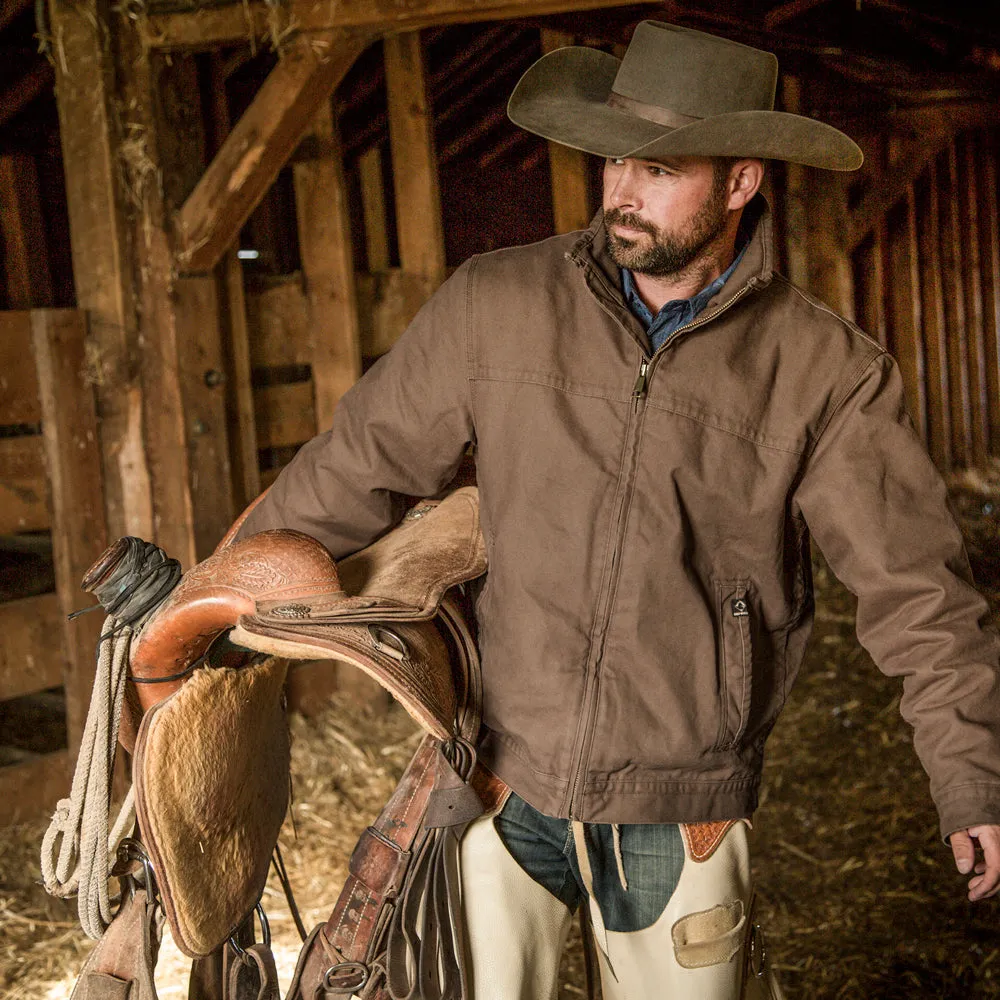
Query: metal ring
367,624,408,660
322,961,370,993
229,903,271,956
117,838,158,899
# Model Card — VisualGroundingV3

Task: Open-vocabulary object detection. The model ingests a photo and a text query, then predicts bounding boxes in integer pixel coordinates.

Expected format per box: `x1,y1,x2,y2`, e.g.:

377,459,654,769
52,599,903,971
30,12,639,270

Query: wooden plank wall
849,127,1000,473
0,308,107,825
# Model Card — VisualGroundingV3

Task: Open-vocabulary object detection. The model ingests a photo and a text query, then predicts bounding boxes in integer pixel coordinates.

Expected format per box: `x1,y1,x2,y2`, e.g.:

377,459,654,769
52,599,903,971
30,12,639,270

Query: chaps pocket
671,900,746,969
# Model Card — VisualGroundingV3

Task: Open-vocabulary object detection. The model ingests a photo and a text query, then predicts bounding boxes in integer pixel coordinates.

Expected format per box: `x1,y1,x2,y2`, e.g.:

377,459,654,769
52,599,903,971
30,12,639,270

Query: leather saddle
71,486,503,1000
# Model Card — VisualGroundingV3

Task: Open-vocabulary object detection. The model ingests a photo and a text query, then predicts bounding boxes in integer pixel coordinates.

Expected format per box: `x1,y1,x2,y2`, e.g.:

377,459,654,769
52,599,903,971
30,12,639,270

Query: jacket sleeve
793,352,1000,840
235,260,476,557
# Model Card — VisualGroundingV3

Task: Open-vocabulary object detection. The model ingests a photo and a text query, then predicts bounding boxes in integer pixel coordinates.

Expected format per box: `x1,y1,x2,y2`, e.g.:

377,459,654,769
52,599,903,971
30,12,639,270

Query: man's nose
607,165,640,211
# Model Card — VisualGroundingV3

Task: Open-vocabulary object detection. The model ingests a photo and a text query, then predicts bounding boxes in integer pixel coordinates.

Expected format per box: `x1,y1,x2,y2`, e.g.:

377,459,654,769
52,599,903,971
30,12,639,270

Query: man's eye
648,165,668,176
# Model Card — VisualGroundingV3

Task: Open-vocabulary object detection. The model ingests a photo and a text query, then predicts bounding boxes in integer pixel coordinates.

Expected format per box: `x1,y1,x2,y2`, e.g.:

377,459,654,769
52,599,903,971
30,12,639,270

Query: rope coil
40,538,181,938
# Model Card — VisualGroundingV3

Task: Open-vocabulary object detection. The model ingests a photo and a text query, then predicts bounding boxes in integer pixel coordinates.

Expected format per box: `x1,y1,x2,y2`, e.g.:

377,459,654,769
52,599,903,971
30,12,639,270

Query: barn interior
1,0,999,997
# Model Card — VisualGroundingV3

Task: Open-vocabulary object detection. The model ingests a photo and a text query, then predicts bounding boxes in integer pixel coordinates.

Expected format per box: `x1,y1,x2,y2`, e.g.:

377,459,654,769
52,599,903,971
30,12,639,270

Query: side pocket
671,900,746,969
714,581,753,751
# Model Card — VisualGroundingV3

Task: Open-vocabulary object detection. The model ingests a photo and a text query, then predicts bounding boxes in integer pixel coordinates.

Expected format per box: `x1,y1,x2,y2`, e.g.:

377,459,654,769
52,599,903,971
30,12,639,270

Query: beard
605,176,730,278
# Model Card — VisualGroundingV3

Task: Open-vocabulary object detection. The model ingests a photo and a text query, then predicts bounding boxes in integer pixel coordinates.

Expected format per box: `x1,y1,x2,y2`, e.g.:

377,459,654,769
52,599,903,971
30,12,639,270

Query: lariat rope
40,539,181,939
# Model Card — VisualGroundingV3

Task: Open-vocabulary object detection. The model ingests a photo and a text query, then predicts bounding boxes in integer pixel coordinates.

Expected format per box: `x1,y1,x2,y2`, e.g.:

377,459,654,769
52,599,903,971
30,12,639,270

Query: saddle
64,486,505,1000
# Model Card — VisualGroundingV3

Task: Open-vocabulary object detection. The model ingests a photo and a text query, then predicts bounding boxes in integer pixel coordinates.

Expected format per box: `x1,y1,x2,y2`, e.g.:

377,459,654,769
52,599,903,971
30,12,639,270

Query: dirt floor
2,475,999,999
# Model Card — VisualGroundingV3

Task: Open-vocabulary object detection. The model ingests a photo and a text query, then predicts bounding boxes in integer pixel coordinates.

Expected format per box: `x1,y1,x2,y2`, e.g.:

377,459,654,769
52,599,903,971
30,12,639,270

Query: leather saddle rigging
67,486,505,1000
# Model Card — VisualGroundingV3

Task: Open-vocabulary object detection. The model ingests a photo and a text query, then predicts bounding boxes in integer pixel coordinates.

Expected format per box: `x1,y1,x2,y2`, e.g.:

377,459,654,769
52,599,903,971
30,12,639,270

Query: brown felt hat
508,21,862,171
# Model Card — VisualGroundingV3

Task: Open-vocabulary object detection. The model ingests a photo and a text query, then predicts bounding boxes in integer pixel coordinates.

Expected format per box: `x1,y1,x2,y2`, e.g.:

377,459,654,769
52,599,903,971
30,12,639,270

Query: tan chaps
458,813,784,1000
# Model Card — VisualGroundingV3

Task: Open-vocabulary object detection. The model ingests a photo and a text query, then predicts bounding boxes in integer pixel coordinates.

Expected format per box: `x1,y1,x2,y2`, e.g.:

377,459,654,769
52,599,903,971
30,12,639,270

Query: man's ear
726,159,764,211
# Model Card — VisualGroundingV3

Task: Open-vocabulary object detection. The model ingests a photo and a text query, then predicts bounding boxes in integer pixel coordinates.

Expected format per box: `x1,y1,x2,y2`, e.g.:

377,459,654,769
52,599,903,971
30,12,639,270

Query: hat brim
508,47,862,171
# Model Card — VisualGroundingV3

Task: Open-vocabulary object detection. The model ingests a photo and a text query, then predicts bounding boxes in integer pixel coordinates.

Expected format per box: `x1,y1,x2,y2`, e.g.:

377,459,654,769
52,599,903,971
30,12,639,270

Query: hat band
606,91,701,131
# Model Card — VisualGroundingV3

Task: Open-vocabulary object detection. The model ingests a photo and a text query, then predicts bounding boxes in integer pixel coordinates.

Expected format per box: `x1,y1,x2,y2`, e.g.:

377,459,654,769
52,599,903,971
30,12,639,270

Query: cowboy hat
507,21,862,170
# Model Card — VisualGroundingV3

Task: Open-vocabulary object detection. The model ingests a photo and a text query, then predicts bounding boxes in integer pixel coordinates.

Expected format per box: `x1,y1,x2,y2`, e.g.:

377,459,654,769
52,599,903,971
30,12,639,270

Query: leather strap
605,91,701,130
227,944,280,1000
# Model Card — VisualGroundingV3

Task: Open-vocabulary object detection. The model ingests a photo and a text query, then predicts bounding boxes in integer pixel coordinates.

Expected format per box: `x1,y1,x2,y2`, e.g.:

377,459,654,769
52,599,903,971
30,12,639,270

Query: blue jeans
494,792,687,932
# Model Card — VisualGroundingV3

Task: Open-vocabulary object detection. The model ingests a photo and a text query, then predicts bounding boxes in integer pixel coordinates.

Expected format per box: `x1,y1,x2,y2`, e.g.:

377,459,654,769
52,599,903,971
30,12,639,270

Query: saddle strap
227,944,281,1000
68,888,162,1000
285,739,508,1000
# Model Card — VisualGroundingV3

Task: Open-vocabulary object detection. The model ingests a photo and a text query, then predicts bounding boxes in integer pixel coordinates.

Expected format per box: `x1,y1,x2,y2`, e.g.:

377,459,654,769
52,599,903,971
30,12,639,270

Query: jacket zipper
563,266,761,818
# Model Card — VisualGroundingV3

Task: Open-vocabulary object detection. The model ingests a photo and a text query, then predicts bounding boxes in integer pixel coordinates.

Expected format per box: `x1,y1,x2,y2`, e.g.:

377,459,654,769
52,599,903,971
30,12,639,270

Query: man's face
602,155,731,277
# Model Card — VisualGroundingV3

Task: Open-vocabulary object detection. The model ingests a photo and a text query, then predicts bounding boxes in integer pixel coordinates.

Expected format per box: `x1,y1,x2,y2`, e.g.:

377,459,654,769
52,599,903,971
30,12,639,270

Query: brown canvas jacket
240,198,1000,839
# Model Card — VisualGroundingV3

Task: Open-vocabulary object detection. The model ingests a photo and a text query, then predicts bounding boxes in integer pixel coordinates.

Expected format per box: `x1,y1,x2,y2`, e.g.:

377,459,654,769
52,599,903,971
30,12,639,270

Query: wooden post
30,310,107,752
0,153,54,309
781,75,808,289
293,102,364,432
886,189,927,443
805,169,853,318
359,145,391,272
958,133,990,469
978,132,1000,457
940,141,974,467
541,30,592,234
385,31,447,288
209,55,261,514
48,0,154,543
916,162,952,471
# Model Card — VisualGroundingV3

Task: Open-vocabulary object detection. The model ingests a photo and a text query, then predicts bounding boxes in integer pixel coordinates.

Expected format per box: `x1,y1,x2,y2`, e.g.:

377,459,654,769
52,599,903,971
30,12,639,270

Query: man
239,22,1000,998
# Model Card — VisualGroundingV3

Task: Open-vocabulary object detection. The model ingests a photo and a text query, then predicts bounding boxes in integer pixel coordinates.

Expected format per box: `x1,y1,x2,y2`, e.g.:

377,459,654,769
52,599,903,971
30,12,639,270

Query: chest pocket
713,580,754,751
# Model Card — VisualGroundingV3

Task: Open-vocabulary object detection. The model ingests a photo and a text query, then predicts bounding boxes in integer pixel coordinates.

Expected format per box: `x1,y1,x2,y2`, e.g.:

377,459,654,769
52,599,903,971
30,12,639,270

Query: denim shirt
621,244,747,353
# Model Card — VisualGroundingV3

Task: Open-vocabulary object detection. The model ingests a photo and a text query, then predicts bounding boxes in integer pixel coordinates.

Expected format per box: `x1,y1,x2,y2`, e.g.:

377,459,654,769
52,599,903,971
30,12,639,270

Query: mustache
604,208,658,237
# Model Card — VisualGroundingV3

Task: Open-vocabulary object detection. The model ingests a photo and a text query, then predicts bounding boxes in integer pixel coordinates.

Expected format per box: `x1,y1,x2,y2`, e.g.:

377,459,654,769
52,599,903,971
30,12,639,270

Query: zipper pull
632,360,649,409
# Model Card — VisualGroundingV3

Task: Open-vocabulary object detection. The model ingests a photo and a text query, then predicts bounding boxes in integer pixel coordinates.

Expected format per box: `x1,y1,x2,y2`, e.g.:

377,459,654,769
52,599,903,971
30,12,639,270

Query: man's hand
950,825,1000,901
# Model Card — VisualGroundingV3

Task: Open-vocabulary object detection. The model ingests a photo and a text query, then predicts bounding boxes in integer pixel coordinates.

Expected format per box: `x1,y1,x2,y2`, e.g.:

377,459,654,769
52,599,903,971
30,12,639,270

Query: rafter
764,0,832,30
144,0,659,51
174,29,371,273
0,60,54,128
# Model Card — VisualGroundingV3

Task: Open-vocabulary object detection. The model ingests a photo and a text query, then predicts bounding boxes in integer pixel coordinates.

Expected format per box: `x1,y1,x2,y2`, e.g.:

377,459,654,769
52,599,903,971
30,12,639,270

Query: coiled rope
41,538,181,938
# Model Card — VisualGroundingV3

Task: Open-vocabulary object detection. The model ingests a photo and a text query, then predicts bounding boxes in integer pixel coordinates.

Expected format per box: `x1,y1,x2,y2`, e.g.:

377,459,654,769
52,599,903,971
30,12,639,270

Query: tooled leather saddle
66,486,507,1000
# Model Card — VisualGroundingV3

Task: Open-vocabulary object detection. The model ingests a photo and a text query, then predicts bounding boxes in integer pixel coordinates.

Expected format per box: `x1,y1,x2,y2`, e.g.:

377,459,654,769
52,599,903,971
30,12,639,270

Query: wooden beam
0,0,31,32
293,103,363,431
0,436,50,533
359,146,391,271
541,30,591,235
978,133,1000,457
145,0,659,50
0,153,54,309
915,162,952,471
355,269,437,357
780,75,808,289
958,133,990,469
0,751,70,827
0,310,42,424
48,0,154,543
385,31,446,286
31,309,108,751
805,170,853,318
764,0,832,29
0,593,63,702
846,136,949,251
940,142,974,467
209,54,261,513
885,189,927,444
0,60,54,129
175,29,371,274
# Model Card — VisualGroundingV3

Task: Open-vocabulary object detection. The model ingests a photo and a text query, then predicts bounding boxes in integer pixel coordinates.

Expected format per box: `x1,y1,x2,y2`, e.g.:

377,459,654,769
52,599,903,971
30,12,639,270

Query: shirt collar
620,242,748,330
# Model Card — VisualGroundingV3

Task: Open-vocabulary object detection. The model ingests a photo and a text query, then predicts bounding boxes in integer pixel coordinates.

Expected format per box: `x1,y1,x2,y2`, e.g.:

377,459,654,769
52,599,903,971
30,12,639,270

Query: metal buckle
322,961,370,993
115,838,158,901
367,624,408,660
748,921,767,978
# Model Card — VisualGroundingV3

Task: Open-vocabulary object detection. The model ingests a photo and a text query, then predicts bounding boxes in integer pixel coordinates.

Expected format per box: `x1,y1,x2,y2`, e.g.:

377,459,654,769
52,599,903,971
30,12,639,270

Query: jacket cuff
936,784,1000,842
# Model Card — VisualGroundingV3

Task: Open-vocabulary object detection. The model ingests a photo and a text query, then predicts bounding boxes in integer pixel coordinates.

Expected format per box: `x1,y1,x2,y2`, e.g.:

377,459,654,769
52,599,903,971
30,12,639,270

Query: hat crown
613,21,778,120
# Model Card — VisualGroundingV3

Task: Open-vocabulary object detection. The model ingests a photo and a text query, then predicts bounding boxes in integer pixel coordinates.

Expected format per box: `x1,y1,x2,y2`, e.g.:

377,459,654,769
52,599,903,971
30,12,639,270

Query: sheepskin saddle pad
133,654,289,959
